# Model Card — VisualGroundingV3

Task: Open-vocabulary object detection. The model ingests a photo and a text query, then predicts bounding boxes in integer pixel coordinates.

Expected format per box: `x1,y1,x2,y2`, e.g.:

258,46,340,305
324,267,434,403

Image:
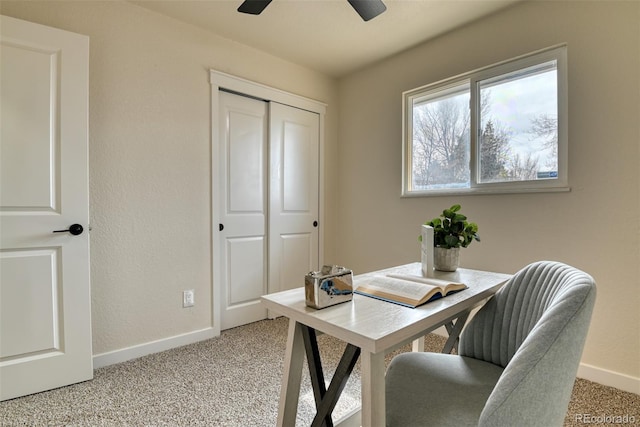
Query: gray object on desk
305,265,353,309
385,260,597,427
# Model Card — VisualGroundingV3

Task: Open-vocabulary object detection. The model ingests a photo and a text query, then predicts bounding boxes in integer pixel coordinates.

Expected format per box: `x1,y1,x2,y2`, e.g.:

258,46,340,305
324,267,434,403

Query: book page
386,274,463,289
355,276,437,300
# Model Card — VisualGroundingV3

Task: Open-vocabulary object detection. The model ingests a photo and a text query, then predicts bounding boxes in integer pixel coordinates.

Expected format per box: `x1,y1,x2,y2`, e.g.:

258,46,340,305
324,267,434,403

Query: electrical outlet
183,290,195,308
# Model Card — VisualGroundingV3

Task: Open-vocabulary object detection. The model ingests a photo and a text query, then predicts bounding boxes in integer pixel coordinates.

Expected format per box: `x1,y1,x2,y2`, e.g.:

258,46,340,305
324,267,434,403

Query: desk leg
301,327,331,426
360,351,385,427
300,324,361,427
411,337,425,352
277,319,305,427
442,310,470,354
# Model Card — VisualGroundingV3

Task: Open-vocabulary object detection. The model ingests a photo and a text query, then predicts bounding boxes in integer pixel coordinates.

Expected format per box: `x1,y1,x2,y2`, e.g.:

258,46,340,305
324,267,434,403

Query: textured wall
336,1,640,384
0,0,339,355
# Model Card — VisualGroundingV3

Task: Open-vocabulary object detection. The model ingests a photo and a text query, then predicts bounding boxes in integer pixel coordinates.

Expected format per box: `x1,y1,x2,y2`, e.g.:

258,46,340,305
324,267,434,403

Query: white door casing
210,71,325,333
0,15,92,401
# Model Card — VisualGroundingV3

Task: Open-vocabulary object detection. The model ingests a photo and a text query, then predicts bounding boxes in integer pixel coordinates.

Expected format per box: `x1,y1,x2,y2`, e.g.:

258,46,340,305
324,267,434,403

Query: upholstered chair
385,261,596,426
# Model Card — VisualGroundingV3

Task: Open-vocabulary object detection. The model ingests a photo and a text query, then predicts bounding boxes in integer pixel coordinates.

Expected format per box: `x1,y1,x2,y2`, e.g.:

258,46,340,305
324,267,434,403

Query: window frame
402,44,569,197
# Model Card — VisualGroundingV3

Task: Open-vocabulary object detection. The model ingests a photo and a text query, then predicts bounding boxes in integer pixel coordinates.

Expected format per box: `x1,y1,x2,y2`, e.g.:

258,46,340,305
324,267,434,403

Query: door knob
53,224,84,236
313,221,318,227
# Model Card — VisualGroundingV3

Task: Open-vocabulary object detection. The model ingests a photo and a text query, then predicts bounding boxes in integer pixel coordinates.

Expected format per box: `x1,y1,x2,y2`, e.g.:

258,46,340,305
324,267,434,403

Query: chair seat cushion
386,352,504,427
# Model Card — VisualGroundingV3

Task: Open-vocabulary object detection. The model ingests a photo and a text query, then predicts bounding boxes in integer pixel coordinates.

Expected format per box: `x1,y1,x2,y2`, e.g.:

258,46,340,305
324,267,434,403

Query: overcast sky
483,69,557,168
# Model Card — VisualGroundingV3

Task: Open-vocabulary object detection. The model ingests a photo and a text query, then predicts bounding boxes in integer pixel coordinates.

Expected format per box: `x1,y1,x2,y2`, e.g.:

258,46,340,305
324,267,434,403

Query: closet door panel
218,92,268,330
269,102,320,294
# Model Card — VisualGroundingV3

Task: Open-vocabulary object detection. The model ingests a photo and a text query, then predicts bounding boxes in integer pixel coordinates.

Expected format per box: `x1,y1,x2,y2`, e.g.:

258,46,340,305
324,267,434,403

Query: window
402,45,568,196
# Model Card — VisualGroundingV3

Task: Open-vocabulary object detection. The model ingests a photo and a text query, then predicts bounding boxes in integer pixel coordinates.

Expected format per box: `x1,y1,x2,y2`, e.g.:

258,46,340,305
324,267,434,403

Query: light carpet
1,317,638,426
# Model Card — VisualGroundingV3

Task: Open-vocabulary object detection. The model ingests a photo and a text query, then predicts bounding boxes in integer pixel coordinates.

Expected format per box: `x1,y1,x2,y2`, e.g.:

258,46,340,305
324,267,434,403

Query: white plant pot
433,247,460,272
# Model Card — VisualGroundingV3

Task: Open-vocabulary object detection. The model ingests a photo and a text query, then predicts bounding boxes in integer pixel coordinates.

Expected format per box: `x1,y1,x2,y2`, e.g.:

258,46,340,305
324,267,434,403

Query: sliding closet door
218,92,268,330
269,102,320,294
216,87,321,331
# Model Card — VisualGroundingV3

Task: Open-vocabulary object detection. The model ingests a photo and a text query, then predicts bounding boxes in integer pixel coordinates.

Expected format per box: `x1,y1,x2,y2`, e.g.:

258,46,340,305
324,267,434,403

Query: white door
218,91,269,330
217,92,320,330
269,102,319,294
0,15,92,401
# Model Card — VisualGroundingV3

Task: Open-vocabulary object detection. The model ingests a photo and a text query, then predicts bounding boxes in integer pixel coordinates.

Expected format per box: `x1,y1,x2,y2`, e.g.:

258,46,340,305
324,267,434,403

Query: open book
354,274,467,308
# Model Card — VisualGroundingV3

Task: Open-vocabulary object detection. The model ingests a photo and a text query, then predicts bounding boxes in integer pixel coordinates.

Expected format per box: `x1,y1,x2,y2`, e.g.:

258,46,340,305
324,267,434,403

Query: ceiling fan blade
347,0,386,21
238,0,273,15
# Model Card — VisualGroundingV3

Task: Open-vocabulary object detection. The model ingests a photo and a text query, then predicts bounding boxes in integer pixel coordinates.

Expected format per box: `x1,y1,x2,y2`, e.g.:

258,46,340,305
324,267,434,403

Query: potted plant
421,204,480,271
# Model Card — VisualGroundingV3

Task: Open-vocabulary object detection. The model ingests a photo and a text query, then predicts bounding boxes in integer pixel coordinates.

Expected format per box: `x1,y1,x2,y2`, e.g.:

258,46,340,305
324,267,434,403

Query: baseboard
577,363,640,395
92,327,218,369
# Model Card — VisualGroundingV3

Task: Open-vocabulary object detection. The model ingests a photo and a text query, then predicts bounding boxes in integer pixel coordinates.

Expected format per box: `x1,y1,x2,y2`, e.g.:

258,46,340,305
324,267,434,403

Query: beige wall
336,1,639,384
0,1,339,355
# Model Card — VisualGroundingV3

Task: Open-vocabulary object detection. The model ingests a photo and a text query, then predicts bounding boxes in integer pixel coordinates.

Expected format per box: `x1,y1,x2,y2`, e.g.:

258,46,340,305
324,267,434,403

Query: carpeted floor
1,317,638,426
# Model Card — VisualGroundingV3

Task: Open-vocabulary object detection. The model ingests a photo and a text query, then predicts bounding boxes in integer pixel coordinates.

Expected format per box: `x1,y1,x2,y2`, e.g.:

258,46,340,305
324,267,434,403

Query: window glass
402,45,567,196
411,83,470,190
478,61,558,183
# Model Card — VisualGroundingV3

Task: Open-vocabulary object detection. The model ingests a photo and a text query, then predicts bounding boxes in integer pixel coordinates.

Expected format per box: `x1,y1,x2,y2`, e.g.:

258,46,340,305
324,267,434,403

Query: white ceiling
131,0,522,77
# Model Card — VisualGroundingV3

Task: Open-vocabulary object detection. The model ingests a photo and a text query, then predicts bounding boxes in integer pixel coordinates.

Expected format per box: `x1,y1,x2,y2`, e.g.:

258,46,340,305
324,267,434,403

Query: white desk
261,263,512,427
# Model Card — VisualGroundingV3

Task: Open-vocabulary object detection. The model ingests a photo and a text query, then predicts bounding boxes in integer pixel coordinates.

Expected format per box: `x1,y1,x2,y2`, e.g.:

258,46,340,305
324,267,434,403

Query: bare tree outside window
411,91,469,189
529,114,558,172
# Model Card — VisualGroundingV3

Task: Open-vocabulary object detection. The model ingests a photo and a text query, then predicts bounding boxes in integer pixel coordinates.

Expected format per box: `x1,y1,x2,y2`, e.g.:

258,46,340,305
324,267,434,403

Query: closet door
216,88,321,331
269,102,320,294
218,92,268,330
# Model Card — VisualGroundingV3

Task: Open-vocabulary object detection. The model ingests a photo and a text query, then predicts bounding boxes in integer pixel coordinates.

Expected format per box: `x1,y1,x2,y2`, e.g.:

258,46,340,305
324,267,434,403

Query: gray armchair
385,261,596,426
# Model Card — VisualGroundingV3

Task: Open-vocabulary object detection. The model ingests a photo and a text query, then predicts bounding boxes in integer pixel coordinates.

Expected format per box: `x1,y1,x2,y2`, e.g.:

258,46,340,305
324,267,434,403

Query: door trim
210,70,326,336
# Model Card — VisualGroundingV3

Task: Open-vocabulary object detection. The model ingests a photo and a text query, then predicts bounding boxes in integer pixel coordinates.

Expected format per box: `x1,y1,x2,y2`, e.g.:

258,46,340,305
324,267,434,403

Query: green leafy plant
420,204,480,249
